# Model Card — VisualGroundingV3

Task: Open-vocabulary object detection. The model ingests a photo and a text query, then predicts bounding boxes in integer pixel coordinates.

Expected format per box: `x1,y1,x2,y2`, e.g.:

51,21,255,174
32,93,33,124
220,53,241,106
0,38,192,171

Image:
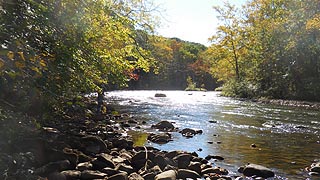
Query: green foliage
0,0,157,113
204,0,320,101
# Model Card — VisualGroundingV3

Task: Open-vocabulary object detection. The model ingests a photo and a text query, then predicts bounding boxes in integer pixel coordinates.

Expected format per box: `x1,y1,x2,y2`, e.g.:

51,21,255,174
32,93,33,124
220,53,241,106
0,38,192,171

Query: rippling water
105,90,320,179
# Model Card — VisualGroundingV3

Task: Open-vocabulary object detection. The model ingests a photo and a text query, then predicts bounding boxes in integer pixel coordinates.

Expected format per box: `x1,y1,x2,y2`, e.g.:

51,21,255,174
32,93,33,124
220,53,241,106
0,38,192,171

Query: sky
155,0,246,46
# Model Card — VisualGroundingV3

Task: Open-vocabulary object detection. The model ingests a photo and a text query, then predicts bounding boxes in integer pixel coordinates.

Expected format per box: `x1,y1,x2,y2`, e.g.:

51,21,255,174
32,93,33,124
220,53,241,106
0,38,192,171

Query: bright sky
155,0,246,46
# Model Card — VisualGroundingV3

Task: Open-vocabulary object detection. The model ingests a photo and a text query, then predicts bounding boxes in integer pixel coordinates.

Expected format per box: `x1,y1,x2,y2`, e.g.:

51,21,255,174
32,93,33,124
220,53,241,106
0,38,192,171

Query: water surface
106,90,320,179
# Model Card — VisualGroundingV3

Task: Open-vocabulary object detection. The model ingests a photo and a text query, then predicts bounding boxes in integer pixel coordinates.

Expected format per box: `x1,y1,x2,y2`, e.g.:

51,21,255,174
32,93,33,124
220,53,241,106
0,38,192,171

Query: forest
0,0,320,114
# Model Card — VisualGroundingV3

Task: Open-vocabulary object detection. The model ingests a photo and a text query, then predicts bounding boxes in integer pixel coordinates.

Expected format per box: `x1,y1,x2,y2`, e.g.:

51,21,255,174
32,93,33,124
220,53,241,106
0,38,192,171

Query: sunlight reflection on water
106,90,320,179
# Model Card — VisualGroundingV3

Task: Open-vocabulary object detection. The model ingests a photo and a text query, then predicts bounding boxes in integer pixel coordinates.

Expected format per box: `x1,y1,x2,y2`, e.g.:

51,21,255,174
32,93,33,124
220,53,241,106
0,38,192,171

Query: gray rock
155,93,167,97
115,164,134,174
173,153,193,169
188,161,202,175
242,163,274,178
154,170,177,180
151,120,175,131
101,167,118,176
108,172,128,180
61,170,81,179
76,162,92,171
201,167,228,176
92,153,115,169
205,155,224,161
131,151,156,170
47,172,66,180
81,135,108,154
309,172,320,176
177,169,201,179
142,172,156,180
128,172,144,180
80,170,107,179
34,160,70,175
310,162,320,173
148,133,172,144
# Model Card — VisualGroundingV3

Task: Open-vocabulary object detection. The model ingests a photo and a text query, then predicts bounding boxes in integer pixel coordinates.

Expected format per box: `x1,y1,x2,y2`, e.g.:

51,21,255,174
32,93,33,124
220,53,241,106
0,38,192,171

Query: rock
112,138,134,150
34,160,70,176
47,172,66,180
80,170,107,179
101,167,118,176
153,154,176,170
115,163,134,174
76,162,92,171
80,135,108,154
151,120,175,131
201,167,228,175
148,133,172,144
188,161,202,175
173,153,193,169
155,93,167,97
205,155,224,161
177,169,201,179
209,120,217,123
92,153,115,170
108,172,128,180
242,163,275,178
131,151,156,170
180,128,196,137
61,170,81,179
310,162,320,173
128,172,144,180
142,172,156,180
309,172,320,176
154,170,177,180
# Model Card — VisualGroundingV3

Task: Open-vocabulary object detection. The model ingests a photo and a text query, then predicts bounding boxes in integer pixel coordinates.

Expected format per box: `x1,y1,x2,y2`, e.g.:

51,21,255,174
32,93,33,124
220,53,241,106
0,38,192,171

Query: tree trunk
96,90,104,114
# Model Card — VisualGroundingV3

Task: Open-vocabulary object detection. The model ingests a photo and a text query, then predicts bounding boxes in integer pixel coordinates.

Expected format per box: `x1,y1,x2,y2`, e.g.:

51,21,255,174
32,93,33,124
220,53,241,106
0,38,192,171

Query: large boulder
242,163,275,178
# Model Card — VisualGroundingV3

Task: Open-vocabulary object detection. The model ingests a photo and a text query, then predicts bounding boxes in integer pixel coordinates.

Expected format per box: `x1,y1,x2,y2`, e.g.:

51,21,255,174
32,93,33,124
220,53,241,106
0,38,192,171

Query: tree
0,0,157,113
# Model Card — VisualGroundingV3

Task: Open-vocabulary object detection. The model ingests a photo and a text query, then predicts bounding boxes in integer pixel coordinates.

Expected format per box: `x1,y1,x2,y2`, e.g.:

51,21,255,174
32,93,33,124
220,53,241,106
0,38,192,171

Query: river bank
0,93,319,179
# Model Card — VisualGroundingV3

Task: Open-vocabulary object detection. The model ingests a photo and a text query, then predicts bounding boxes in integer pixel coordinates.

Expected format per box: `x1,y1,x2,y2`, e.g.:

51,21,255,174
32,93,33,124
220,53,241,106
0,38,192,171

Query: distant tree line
129,37,217,90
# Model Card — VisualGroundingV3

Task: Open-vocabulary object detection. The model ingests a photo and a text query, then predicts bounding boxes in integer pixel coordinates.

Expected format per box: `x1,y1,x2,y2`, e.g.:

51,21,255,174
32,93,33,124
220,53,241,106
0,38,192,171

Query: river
105,90,320,179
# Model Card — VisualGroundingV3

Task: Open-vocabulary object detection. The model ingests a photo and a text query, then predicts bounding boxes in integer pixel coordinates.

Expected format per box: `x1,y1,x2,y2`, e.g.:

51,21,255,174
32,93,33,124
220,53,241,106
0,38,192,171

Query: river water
105,90,320,179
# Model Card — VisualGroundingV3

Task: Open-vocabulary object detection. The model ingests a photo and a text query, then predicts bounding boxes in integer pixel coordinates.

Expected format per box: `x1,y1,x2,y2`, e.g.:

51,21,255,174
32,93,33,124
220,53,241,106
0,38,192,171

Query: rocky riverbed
0,96,319,180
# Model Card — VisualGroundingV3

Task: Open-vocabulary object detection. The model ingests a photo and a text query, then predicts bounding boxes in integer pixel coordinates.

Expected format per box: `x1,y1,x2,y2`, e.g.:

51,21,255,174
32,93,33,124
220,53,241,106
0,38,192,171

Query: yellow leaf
7,51,14,60
0,58,4,68
17,52,26,61
15,61,25,69
31,66,40,73
39,60,46,67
